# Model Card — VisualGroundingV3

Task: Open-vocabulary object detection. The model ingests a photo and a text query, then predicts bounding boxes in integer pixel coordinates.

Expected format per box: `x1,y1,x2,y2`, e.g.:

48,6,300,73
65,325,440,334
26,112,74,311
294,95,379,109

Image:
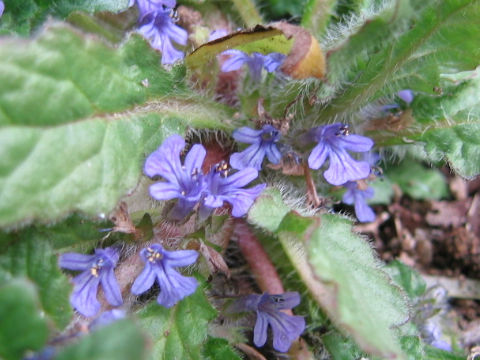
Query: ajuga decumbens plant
0,0,478,359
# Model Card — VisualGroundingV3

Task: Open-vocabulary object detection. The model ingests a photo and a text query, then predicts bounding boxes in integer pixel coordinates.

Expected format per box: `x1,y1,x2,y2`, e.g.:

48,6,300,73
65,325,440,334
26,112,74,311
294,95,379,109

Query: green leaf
321,331,365,360
55,319,146,360
137,284,217,360
369,177,394,205
259,0,308,20
416,122,480,179
202,337,242,360
0,23,185,126
247,188,289,232
385,261,426,300
305,213,408,358
0,23,232,228
0,279,49,360
301,0,337,36
0,227,73,328
186,27,293,71
386,159,449,200
0,0,130,36
249,196,410,358
400,336,466,360
319,0,480,119
368,74,480,178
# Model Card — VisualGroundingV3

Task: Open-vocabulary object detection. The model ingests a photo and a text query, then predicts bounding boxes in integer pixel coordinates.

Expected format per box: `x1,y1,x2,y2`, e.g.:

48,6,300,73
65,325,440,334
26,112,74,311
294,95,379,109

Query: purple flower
239,292,305,352
221,50,285,82
307,123,374,185
59,247,123,317
201,161,266,218
230,125,282,170
131,244,198,308
144,135,206,220
135,0,188,64
89,309,126,331
0,1,4,17
381,89,415,112
342,181,375,222
397,89,414,104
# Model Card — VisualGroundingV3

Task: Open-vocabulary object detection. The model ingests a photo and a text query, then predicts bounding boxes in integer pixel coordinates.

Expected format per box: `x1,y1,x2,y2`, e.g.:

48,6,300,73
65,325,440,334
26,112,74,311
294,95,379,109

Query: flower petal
163,22,188,46
263,53,285,72
100,267,123,306
203,194,224,209
164,249,198,267
155,266,198,308
222,167,259,188
144,135,184,180
269,312,305,352
253,311,269,348
59,253,94,271
398,89,414,104
230,144,266,170
183,144,206,175
71,271,101,317
354,198,376,223
269,292,301,310
131,262,156,295
232,127,264,144
149,181,182,200
265,144,282,164
221,50,249,72
308,142,329,170
226,184,266,217
337,134,374,152
324,150,371,185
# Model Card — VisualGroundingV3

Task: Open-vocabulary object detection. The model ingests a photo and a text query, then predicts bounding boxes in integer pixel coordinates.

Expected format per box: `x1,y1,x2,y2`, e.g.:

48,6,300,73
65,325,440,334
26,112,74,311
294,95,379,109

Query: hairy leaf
0,279,49,360
0,227,73,328
0,23,186,126
137,285,217,360
0,0,130,36
0,23,232,228
202,337,242,360
320,0,480,119
56,319,146,360
386,159,449,200
248,196,409,358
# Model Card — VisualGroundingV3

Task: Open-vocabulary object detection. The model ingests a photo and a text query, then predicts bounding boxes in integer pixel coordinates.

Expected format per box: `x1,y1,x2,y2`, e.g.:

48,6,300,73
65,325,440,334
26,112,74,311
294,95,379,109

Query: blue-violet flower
381,89,415,112
307,123,374,185
131,244,198,308
342,181,375,223
221,50,285,82
239,292,305,352
0,1,4,17
230,125,282,170
144,134,206,220
89,309,126,331
59,247,123,317
135,0,188,64
201,161,266,218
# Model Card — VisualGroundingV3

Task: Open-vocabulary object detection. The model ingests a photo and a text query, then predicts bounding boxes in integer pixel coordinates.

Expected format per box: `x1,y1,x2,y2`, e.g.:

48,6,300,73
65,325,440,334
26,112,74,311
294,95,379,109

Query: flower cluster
144,134,266,220
221,50,286,82
233,292,305,352
132,0,188,64
59,244,198,317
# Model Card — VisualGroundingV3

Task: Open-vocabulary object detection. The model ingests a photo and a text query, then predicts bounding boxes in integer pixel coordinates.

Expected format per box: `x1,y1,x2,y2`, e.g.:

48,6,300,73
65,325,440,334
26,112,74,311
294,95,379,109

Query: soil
355,170,480,351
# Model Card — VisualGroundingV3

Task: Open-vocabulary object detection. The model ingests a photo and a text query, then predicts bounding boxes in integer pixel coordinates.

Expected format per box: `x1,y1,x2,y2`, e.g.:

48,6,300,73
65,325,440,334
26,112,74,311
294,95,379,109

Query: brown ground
356,170,480,350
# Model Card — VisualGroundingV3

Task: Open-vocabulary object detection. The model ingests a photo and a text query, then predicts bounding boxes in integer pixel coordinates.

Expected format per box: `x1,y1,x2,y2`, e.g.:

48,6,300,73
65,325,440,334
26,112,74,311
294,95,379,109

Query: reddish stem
234,219,285,295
